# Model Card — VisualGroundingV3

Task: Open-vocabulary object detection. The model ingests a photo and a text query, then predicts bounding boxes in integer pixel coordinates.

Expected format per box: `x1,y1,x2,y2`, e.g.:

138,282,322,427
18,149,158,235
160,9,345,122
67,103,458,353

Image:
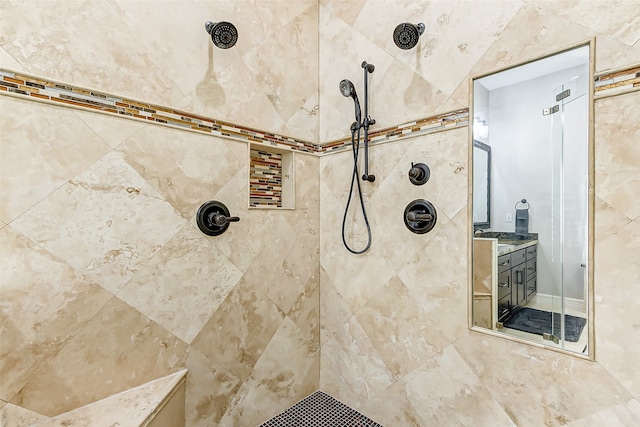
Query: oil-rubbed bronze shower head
205,21,238,49
393,23,425,50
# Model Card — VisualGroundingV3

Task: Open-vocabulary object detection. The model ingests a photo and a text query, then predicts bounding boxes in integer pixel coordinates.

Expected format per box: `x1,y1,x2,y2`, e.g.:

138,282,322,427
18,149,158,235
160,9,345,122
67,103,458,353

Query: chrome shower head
205,21,238,49
339,79,361,125
393,23,425,50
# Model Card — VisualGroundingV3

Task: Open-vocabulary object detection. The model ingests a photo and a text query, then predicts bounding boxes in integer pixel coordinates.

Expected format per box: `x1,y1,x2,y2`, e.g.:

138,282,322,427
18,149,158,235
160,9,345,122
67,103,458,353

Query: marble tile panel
320,237,395,313
191,277,285,381
354,0,523,95
248,317,318,405
10,151,185,294
293,151,321,211
318,4,397,141
319,316,395,410
218,381,282,427
74,110,147,149
0,226,112,402
455,333,633,425
402,345,515,426
529,0,640,46
319,267,353,345
320,0,367,27
4,2,185,107
38,369,187,427
594,197,632,242
117,221,243,344
0,96,110,223
288,284,320,350
0,403,49,427
595,91,640,220
279,93,320,143
356,275,441,378
0,47,26,71
11,297,188,416
241,4,318,124
184,349,242,427
243,218,318,314
318,180,344,257
358,378,423,427
118,124,244,219
201,166,289,273
396,220,469,353
594,219,640,399
186,52,285,136
567,398,640,427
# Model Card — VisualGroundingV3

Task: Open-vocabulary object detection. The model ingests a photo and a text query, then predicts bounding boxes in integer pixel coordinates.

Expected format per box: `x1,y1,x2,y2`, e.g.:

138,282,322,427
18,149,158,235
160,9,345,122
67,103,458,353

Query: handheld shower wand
339,62,376,254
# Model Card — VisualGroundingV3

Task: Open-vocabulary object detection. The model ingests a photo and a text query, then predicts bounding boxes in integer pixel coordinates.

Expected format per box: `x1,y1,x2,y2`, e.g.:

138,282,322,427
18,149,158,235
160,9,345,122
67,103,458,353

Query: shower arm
361,61,376,182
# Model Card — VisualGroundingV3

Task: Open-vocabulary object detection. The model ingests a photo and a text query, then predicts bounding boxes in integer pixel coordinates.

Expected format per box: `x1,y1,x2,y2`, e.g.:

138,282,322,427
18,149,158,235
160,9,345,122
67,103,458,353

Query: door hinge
543,332,560,344
543,105,559,116
556,89,571,101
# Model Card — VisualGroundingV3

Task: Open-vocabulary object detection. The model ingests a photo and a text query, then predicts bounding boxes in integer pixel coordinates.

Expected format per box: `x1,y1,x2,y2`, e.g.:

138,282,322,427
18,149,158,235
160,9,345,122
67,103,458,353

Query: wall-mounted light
474,117,489,139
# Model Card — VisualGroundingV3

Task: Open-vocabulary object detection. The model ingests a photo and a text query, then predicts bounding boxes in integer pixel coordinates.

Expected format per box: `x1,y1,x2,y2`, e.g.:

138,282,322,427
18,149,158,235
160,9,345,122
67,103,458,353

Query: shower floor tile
259,391,383,427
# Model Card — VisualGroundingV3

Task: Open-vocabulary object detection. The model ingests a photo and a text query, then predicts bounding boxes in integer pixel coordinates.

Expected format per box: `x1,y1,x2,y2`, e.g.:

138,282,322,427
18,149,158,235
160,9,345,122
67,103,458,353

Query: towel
515,208,529,237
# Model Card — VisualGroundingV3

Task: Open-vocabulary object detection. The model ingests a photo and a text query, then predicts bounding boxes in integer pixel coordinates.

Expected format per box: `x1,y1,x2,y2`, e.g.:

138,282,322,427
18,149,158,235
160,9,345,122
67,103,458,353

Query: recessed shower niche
249,144,295,209
470,40,594,357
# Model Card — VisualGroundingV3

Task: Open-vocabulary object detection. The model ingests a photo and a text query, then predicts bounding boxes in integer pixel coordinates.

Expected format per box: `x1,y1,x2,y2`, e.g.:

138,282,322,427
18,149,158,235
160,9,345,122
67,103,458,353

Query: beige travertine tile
595,91,640,220
248,317,318,405
10,151,184,294
402,345,515,426
191,278,285,381
117,221,243,344
357,275,441,378
0,47,26,71
242,4,318,125
594,197,632,241
320,0,367,27
359,378,423,427
567,398,640,426
0,96,110,223
529,0,640,46
10,297,188,416
4,2,185,107
0,402,49,427
184,349,242,427
455,333,632,425
319,267,353,345
217,381,281,427
37,370,187,427
0,226,112,402
74,110,147,149
118,124,244,220
288,283,320,350
244,219,319,313
319,316,395,410
594,219,640,399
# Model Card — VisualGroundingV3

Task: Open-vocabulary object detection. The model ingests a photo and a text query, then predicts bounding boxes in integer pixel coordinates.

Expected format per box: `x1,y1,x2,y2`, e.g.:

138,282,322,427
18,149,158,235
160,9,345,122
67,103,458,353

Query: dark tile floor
259,391,383,427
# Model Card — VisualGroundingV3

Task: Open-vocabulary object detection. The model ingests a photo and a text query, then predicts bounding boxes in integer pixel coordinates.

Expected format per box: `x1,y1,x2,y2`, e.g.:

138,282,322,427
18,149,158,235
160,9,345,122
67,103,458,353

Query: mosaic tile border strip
0,69,320,154
320,108,470,154
594,65,640,99
259,390,383,427
250,149,283,208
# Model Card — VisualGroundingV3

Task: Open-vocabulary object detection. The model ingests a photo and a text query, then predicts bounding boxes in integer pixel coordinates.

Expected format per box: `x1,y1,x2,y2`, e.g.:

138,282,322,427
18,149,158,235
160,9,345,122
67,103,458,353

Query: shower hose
341,125,372,254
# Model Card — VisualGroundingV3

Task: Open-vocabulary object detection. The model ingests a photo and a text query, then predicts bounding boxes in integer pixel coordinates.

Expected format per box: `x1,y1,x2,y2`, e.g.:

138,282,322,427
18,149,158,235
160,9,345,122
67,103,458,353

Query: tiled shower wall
318,1,639,425
1,1,639,427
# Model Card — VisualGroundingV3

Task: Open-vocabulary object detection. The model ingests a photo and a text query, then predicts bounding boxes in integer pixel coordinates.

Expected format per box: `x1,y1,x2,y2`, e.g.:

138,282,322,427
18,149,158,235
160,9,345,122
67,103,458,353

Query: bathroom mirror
470,41,594,357
472,141,491,229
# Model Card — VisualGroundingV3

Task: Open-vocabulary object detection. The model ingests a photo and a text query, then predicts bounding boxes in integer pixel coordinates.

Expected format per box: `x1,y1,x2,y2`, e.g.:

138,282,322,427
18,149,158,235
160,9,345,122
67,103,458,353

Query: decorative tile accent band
595,65,640,99
250,149,283,208
0,69,320,154
1,65,637,156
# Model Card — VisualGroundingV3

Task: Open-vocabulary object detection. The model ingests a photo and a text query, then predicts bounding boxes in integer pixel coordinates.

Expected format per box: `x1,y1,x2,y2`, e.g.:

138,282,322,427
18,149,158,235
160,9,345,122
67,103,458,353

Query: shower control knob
408,162,430,185
196,201,240,236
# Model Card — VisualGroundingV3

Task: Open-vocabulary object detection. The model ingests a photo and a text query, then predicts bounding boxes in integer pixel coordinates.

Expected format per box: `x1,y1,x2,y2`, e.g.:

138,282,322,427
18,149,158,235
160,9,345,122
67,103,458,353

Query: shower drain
259,391,383,427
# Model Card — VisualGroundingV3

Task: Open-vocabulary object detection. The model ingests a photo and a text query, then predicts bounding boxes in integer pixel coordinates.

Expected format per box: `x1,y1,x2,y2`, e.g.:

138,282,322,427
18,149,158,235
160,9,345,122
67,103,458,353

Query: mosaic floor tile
259,391,383,427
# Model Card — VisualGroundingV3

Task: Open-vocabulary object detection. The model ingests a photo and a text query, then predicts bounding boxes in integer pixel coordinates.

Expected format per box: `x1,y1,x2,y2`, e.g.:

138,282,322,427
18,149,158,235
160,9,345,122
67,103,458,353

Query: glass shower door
548,73,589,352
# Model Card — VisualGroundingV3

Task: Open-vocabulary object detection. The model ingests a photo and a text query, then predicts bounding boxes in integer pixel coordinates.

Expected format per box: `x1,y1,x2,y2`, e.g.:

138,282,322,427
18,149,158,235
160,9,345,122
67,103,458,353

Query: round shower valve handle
196,201,239,236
